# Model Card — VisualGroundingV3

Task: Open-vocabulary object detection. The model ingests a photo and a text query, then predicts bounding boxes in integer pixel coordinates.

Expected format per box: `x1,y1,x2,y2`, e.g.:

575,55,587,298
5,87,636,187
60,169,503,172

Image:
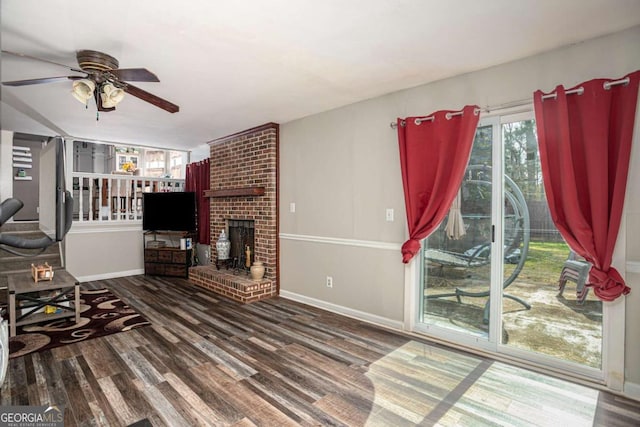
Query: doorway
416,113,604,380
11,134,45,221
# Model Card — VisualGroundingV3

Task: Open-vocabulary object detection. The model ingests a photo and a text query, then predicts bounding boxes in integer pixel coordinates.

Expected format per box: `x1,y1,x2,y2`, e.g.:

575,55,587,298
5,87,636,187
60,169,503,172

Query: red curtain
398,105,480,263
534,70,640,301
185,158,211,245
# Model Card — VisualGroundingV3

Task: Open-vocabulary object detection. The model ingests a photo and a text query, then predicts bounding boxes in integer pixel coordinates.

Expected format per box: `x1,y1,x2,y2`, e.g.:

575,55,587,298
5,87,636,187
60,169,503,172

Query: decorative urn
250,261,265,281
216,230,231,260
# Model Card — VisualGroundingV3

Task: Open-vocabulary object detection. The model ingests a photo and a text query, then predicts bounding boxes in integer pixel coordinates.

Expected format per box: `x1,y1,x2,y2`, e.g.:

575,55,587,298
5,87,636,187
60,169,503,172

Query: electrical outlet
326,276,333,288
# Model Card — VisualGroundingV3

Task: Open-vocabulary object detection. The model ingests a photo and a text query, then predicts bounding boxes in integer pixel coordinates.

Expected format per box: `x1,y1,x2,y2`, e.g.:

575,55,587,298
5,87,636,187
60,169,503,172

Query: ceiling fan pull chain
96,111,99,122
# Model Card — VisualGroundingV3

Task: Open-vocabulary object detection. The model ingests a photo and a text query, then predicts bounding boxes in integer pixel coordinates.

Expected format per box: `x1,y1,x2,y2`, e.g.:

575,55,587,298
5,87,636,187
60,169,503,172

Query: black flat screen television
142,192,196,232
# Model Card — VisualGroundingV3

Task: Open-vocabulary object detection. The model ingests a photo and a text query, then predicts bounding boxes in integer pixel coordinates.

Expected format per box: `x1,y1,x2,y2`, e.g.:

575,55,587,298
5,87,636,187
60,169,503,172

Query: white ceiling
2,0,640,151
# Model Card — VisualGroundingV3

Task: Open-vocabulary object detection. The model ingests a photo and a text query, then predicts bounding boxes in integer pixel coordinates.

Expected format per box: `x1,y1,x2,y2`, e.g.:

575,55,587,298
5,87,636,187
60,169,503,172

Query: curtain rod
389,77,631,129
540,86,584,100
413,108,480,125
390,108,481,129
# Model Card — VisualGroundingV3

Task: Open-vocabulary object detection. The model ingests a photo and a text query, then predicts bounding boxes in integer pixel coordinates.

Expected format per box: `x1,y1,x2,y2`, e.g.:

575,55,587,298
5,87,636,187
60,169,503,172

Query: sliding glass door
417,112,603,377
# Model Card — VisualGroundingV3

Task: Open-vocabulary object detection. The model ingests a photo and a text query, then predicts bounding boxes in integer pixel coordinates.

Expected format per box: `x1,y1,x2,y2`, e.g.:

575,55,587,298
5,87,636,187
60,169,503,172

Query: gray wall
189,144,210,163
0,131,14,202
65,224,145,280
1,132,53,221
279,26,640,391
11,137,42,220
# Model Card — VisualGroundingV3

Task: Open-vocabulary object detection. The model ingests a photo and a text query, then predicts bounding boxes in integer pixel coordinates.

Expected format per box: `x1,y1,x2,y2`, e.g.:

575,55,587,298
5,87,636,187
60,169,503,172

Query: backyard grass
508,240,571,285
429,240,572,287
424,239,602,367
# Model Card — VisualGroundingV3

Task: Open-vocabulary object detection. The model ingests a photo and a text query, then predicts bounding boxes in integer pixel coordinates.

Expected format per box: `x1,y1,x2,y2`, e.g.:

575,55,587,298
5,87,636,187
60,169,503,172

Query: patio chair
558,251,591,304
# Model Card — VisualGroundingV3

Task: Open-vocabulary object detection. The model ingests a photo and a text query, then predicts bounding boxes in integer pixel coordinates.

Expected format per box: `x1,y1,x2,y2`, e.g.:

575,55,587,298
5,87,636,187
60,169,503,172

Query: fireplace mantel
204,187,265,198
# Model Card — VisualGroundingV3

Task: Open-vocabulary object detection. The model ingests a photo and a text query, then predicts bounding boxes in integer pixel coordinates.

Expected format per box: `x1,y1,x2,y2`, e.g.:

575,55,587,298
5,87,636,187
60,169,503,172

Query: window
71,140,188,179
144,150,166,177
142,150,187,178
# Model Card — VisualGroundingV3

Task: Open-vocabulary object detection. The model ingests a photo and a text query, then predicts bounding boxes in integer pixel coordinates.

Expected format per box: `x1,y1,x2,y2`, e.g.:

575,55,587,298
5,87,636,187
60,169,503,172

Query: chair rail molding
627,261,640,273
279,233,402,251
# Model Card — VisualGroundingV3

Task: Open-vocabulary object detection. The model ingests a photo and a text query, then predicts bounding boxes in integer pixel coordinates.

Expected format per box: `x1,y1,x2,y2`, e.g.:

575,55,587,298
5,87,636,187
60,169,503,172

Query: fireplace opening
228,219,255,270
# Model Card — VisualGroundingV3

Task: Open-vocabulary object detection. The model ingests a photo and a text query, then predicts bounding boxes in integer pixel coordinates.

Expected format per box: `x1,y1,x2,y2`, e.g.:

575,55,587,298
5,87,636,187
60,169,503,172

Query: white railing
71,172,185,223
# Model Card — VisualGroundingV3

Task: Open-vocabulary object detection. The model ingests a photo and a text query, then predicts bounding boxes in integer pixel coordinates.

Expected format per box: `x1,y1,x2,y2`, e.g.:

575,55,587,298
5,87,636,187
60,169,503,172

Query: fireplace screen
227,219,255,268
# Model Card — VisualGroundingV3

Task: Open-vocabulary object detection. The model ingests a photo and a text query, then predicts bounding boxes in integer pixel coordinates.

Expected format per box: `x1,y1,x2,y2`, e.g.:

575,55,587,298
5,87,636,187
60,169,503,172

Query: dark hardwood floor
2,274,639,426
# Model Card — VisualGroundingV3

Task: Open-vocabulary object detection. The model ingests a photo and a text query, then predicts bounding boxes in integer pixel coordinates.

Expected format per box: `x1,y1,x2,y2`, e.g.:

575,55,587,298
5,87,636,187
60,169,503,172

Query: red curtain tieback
586,266,630,302
401,239,422,264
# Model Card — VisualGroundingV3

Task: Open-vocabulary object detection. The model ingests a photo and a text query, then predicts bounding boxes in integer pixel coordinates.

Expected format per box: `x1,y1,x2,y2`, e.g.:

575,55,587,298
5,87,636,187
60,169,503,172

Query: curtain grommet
604,77,630,90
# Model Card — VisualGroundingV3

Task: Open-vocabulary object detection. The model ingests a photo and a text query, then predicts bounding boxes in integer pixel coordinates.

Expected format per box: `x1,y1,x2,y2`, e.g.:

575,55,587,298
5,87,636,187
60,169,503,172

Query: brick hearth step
189,266,276,303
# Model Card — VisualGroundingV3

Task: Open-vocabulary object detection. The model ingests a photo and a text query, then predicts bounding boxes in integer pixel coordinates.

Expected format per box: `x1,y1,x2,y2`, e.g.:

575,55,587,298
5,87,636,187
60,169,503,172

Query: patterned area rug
9,288,150,358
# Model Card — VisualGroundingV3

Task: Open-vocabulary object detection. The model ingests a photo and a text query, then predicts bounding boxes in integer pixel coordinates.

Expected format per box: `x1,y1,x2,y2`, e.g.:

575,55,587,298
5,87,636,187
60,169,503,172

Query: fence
527,199,563,242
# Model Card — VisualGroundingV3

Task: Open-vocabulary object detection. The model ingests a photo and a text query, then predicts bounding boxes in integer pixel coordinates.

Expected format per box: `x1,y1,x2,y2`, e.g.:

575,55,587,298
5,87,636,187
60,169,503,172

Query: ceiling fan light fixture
100,83,125,108
71,79,95,104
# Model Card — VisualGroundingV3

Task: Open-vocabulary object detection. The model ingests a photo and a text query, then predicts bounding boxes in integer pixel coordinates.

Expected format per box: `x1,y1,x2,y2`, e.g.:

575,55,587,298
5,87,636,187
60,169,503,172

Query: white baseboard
624,380,640,401
75,269,145,282
279,290,404,331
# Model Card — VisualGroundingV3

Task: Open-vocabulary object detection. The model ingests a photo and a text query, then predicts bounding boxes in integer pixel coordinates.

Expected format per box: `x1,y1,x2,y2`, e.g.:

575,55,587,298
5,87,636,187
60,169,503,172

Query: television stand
143,231,192,278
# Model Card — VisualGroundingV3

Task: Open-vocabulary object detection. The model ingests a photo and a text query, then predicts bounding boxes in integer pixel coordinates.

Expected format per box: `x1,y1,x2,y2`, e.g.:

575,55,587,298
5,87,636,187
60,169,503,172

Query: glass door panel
500,118,602,369
421,124,494,338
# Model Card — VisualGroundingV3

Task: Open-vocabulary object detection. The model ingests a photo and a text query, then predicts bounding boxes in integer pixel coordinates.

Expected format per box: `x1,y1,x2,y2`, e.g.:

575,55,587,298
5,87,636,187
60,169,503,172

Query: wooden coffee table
7,269,80,337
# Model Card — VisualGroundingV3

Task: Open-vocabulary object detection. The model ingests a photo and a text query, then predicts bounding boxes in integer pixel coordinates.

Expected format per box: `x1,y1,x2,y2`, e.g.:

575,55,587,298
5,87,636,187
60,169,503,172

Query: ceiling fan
1,49,179,114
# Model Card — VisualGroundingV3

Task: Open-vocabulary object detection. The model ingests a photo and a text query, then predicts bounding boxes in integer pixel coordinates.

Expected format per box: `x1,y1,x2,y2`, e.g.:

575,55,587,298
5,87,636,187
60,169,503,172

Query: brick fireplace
189,123,278,303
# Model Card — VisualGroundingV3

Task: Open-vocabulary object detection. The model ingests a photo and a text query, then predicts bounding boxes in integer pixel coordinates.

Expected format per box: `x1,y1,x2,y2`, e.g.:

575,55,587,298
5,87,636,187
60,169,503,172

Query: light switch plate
386,208,394,222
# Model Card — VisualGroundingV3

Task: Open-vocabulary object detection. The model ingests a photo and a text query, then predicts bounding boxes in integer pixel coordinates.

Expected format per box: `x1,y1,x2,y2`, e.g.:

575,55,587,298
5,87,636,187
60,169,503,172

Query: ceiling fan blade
123,83,179,113
110,68,159,82
1,50,84,73
2,76,83,86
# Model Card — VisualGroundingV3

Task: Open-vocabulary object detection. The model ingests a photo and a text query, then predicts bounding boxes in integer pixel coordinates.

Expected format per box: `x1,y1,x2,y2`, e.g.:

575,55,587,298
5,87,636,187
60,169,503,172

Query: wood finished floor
2,274,639,426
